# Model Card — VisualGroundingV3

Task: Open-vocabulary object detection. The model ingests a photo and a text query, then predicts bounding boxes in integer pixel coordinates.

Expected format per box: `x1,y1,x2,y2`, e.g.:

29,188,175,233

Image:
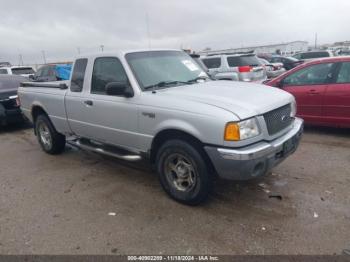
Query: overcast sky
0,0,349,65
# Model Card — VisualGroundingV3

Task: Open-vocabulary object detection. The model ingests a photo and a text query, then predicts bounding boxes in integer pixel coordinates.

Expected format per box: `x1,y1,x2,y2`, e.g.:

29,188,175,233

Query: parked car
292,50,334,61
267,56,303,70
32,64,72,82
338,50,350,56
0,75,27,126
0,62,11,67
259,58,286,79
265,57,350,128
0,66,35,78
201,53,267,82
18,49,303,205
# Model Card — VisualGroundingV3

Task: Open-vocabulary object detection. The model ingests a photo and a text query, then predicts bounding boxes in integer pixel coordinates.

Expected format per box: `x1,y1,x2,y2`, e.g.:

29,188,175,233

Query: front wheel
35,114,66,155
156,140,213,205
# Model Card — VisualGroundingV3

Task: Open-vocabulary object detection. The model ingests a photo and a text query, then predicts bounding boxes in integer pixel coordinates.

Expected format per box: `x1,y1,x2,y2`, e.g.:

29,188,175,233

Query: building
198,41,309,56
321,41,350,52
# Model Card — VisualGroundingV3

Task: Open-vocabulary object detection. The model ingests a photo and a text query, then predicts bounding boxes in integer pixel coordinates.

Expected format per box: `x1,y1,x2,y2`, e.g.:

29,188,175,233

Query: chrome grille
264,104,293,135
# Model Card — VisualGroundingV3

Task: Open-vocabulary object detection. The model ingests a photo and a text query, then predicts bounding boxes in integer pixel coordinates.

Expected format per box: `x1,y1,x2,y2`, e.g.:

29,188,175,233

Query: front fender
154,118,204,142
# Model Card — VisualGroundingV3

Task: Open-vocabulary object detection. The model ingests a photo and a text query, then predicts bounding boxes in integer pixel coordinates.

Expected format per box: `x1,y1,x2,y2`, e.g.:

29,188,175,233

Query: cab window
91,57,129,95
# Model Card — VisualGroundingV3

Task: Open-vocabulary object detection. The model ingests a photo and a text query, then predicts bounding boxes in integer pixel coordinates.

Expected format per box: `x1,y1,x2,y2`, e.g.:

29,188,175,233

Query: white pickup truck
18,49,303,205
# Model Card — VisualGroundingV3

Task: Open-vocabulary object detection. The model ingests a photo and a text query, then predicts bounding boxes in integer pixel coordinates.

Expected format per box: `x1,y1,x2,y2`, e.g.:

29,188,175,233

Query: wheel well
31,106,48,134
31,106,48,123
150,129,215,174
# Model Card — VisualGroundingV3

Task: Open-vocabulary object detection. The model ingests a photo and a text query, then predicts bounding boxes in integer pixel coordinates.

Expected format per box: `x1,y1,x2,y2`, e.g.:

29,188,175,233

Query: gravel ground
0,124,349,255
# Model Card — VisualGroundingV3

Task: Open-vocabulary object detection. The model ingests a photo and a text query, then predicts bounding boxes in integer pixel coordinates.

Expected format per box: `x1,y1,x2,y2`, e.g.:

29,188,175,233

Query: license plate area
283,138,296,155
276,135,298,159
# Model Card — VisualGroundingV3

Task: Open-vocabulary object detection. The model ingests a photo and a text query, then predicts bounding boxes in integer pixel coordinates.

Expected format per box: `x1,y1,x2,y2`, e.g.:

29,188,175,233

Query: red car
265,57,350,128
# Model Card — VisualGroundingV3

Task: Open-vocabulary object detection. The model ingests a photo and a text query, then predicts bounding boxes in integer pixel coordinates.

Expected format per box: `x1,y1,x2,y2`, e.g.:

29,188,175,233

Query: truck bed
18,81,71,134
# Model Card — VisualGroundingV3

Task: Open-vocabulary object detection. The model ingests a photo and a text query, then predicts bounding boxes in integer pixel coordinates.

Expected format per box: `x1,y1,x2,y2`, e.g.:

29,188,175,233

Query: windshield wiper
144,81,187,90
185,76,209,84
144,77,208,91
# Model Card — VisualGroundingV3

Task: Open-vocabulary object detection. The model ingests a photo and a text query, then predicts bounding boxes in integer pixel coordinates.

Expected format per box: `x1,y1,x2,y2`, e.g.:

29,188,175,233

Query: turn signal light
224,123,240,141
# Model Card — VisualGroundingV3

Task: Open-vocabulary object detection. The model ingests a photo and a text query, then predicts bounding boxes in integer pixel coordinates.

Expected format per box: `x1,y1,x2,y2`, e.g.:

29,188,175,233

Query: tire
156,139,213,205
35,114,66,155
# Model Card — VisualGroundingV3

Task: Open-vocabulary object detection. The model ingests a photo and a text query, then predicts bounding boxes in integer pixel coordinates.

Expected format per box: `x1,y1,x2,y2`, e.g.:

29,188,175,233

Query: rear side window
336,62,350,83
70,59,88,92
91,57,129,95
227,55,260,67
201,58,221,69
0,69,7,74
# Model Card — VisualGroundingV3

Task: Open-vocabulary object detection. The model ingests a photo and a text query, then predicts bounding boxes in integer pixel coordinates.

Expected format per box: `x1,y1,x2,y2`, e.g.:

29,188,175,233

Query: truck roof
74,48,182,60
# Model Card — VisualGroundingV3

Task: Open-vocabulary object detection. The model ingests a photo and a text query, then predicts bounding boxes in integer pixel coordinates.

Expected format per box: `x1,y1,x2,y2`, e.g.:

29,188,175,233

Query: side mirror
105,82,133,97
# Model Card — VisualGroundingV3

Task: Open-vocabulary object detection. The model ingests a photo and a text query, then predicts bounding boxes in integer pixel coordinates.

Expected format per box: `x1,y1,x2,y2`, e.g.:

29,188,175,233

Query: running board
68,139,142,162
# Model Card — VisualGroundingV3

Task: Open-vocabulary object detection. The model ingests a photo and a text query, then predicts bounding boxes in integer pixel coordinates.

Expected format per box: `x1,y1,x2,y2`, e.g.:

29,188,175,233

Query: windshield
125,51,208,91
11,67,35,75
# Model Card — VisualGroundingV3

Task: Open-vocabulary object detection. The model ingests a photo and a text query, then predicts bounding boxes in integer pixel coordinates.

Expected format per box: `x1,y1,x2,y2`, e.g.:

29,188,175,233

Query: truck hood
157,81,294,120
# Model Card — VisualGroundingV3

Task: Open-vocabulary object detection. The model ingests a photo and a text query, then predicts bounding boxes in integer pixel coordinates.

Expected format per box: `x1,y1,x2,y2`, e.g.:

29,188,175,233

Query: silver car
201,53,267,82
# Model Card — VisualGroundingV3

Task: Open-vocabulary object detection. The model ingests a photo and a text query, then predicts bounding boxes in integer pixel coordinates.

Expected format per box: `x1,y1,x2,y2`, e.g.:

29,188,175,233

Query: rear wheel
156,139,213,205
35,114,66,155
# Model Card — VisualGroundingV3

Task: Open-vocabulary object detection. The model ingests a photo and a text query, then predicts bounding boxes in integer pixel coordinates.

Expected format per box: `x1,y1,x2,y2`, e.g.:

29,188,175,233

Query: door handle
84,100,93,106
308,89,319,95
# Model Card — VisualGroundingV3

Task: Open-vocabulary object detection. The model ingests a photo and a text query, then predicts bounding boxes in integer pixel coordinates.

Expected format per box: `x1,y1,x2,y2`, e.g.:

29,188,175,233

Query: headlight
224,118,260,141
291,100,297,117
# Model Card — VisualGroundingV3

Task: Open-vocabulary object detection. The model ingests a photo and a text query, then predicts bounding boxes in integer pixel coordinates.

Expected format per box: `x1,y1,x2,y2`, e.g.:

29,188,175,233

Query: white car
0,66,35,78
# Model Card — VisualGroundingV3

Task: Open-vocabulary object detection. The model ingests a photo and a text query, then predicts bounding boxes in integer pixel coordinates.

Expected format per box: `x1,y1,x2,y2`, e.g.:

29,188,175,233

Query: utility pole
100,45,104,52
77,47,81,54
19,54,24,66
41,50,47,64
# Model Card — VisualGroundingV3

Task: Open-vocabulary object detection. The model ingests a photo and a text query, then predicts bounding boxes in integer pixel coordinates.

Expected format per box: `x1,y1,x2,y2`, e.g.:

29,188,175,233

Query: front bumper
205,118,304,180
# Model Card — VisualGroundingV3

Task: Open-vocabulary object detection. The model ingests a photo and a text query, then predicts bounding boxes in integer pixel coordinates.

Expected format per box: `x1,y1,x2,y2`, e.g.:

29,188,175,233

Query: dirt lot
0,124,349,255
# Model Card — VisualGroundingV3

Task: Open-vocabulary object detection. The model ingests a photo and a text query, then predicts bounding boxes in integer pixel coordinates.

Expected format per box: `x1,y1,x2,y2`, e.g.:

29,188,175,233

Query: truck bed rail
20,81,68,90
